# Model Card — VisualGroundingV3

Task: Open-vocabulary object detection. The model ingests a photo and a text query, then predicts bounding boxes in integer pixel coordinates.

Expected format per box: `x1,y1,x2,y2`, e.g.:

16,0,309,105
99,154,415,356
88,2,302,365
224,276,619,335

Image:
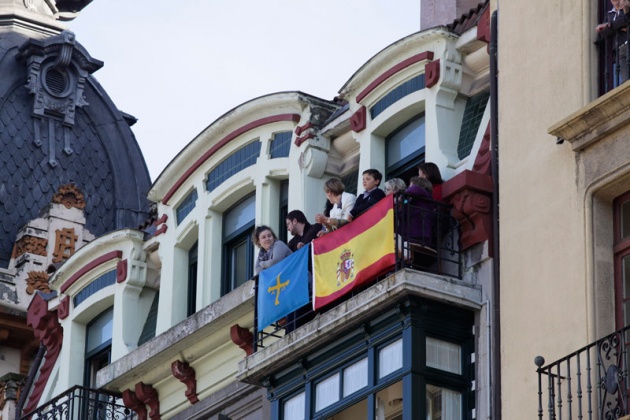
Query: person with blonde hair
315,177,356,233
384,178,407,196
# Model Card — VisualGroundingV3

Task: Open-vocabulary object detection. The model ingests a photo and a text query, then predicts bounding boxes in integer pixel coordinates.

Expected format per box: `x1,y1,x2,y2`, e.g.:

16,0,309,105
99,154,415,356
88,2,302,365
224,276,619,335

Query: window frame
614,190,630,328
222,194,256,295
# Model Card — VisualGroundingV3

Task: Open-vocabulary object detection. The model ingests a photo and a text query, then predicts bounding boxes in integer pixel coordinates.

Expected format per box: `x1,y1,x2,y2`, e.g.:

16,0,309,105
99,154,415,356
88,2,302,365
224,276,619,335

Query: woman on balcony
315,177,356,234
253,225,292,275
418,162,444,201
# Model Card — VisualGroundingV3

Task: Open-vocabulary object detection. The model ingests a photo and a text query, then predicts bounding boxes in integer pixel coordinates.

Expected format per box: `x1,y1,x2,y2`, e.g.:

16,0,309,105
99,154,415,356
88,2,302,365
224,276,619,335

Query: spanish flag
312,194,395,310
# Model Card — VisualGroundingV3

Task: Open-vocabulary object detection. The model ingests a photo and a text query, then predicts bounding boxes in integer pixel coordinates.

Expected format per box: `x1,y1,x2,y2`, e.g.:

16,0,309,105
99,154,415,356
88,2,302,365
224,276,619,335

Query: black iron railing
20,385,135,420
253,192,461,351
597,5,630,95
535,325,630,419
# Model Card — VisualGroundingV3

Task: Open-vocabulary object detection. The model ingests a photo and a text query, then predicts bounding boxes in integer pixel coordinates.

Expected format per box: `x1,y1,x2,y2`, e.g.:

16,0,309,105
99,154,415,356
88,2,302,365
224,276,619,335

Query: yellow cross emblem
267,274,289,306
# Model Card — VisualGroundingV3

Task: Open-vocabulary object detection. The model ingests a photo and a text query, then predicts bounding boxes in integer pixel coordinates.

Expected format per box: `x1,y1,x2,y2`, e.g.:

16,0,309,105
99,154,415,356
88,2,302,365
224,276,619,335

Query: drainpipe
489,9,502,420
15,343,46,420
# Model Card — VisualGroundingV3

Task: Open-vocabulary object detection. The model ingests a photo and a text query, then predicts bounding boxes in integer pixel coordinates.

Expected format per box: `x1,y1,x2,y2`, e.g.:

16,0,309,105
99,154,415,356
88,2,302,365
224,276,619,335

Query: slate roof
0,32,152,268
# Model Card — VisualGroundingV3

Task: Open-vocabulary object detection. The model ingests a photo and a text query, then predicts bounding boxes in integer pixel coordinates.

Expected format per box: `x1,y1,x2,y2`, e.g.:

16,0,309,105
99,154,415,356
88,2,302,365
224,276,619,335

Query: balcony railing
535,325,630,420
20,385,135,420
253,192,461,350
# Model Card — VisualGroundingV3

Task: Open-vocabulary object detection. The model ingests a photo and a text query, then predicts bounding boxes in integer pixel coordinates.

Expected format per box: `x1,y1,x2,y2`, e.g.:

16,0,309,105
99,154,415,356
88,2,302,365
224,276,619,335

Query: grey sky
69,1,421,181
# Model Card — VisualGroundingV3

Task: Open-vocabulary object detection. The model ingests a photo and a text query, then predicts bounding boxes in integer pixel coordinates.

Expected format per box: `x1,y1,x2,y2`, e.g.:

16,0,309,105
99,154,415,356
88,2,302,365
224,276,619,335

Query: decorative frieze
12,236,47,260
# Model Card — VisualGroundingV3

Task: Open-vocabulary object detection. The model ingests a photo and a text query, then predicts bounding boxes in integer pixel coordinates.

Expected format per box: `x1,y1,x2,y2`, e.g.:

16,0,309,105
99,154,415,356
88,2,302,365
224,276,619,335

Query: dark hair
362,168,383,184
252,225,277,248
286,210,308,225
417,162,444,185
324,177,345,195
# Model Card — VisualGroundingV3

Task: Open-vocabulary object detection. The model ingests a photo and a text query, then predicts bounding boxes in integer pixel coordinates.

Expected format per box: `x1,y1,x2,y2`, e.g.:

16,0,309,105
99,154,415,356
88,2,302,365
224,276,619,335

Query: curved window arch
206,141,261,193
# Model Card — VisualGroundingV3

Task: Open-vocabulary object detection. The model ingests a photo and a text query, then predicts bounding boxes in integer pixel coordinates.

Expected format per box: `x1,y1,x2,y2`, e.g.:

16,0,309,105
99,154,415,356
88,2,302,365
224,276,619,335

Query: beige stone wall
497,0,604,417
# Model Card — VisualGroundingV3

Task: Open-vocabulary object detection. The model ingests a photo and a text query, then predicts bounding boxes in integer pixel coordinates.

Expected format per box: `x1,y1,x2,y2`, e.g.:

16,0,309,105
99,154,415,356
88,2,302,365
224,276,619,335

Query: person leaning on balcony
397,177,436,260
418,162,445,201
347,169,386,222
253,225,292,275
286,209,322,251
599,0,628,84
314,177,356,234
384,178,407,196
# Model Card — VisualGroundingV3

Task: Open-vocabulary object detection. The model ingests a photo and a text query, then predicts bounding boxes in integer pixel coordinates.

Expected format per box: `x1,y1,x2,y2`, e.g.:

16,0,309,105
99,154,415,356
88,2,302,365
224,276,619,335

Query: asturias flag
257,245,310,331
312,194,396,310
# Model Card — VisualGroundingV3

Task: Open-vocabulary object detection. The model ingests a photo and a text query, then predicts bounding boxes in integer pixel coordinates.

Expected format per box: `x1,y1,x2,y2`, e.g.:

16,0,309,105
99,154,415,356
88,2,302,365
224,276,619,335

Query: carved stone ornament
12,236,48,259
122,389,148,420
26,271,51,295
52,228,77,263
18,30,103,167
52,184,86,210
135,382,160,420
171,360,199,404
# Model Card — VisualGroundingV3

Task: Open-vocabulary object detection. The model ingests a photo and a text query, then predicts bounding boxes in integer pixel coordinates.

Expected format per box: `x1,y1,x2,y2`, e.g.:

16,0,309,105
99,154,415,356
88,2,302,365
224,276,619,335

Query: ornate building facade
6,1,506,419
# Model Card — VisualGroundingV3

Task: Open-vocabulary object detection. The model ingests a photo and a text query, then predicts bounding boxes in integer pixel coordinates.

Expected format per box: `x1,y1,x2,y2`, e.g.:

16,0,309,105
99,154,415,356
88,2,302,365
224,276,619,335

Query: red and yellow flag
312,194,395,310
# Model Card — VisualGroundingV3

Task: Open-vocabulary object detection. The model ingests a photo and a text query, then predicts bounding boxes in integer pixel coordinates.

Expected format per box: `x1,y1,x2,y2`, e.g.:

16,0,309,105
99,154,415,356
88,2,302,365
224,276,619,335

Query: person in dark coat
347,168,386,221
286,210,322,252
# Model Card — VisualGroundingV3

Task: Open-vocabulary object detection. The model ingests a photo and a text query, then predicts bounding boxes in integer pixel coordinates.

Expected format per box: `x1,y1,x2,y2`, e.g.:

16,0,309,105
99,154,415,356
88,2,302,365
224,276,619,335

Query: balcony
19,385,135,420
251,192,465,352
535,325,630,420
597,11,629,96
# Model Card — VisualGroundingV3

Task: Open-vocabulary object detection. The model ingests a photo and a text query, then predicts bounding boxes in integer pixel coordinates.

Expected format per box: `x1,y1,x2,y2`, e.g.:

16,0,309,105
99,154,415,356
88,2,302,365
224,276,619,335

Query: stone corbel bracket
171,360,199,404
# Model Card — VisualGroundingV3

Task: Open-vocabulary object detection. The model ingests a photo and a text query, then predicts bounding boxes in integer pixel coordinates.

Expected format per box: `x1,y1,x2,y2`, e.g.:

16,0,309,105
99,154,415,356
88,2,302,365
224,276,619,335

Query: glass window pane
343,358,368,397
387,116,425,167
283,392,305,420
86,308,113,353
232,239,248,288
622,201,630,239
379,339,403,379
427,384,462,420
375,381,403,419
326,398,367,419
224,195,256,234
316,373,340,412
426,337,462,374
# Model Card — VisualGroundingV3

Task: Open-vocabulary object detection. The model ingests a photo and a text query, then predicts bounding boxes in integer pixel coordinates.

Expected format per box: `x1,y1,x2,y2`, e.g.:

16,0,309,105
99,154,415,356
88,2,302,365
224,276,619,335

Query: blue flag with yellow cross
257,245,310,331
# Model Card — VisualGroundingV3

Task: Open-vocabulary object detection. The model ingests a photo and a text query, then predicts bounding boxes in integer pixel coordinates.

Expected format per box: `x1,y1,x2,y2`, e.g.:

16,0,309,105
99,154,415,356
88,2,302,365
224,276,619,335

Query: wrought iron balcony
535,325,630,419
19,385,135,420
596,8,630,95
253,192,461,350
